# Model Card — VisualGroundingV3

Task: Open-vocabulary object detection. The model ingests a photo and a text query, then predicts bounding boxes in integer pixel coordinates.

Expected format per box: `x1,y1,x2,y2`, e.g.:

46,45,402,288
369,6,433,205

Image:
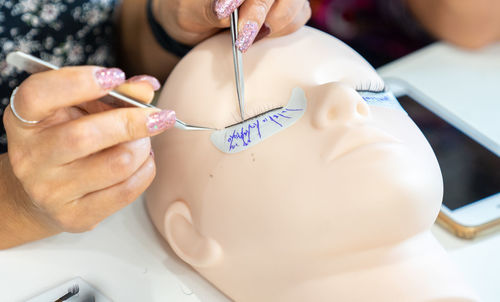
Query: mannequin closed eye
226,106,284,128
355,80,386,93
350,79,405,111
359,90,406,113
211,87,307,154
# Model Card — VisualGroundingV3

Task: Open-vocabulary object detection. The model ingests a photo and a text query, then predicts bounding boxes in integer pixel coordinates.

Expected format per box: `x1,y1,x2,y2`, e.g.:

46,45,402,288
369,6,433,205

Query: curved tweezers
6,51,214,131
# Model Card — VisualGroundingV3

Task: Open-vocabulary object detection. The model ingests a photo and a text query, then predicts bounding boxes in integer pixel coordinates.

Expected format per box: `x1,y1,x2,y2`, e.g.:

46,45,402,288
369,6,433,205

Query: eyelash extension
355,80,386,93
226,105,282,128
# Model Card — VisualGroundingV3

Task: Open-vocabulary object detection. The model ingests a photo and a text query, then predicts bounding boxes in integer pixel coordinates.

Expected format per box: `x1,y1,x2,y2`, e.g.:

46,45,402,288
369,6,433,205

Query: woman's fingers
39,107,175,164
13,66,125,124
79,75,161,115
214,0,308,53
268,0,311,37
214,0,244,19
52,155,156,233
114,75,161,104
58,138,152,200
235,0,275,52
265,0,309,37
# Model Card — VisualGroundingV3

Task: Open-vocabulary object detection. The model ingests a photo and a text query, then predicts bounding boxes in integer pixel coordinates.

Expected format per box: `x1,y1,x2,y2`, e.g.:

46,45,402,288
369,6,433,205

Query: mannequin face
146,27,442,298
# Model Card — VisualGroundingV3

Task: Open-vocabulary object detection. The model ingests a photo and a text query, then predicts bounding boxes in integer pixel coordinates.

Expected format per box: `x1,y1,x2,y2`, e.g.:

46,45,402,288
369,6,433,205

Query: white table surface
1,42,499,302
0,197,228,302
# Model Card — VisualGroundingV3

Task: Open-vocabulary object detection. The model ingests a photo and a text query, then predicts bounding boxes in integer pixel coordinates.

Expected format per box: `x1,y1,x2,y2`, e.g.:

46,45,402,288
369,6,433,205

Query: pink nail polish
127,75,161,91
149,149,155,158
94,68,126,89
235,21,259,53
147,110,176,133
214,0,243,19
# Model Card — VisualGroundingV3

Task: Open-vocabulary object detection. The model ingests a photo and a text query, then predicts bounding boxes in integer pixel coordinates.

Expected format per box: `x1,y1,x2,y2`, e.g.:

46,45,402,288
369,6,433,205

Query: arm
408,0,500,49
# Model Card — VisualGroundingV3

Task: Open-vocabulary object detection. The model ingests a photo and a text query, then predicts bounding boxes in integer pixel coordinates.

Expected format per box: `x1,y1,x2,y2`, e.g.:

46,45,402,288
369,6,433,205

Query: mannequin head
146,27,443,301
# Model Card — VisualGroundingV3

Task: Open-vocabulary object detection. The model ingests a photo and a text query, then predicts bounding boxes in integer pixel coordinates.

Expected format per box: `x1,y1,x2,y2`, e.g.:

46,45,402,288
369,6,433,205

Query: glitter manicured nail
147,110,176,133
235,21,259,53
214,0,243,19
94,68,125,89
127,75,161,91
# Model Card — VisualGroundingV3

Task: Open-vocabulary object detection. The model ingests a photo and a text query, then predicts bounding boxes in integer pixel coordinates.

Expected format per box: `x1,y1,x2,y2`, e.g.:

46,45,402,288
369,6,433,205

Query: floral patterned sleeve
0,0,118,154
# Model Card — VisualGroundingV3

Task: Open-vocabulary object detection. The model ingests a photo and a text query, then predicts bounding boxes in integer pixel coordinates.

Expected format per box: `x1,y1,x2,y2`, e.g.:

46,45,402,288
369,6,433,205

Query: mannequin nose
311,82,371,129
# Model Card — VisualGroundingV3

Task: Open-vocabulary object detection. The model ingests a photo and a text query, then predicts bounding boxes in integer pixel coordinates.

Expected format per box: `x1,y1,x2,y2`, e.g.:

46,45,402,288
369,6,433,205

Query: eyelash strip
355,81,386,93
226,105,283,128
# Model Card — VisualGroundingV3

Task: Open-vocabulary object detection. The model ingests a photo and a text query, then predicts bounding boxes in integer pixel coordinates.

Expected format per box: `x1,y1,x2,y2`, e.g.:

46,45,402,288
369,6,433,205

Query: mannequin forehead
158,27,382,128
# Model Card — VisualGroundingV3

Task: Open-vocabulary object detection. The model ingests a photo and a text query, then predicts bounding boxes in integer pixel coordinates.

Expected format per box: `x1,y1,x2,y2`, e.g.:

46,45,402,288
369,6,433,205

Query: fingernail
254,23,271,43
214,0,243,19
147,110,176,133
235,21,259,53
150,149,155,158
127,75,161,91
94,68,126,89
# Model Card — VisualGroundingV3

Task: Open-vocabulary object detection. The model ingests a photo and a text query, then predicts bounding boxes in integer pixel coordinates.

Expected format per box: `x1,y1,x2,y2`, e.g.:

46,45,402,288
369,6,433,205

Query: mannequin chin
145,27,479,302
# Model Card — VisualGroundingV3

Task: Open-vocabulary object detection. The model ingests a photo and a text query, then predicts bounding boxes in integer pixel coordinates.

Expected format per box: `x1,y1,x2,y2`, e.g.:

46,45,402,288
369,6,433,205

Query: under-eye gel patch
359,91,406,113
211,87,307,154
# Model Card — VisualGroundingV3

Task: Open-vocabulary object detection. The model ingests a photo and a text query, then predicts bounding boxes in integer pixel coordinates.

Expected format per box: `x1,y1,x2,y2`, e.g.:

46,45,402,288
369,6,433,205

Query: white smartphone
384,78,500,239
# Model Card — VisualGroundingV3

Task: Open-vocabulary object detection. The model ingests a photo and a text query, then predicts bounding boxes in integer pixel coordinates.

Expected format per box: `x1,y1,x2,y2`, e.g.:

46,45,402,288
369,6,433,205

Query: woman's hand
154,0,312,52
1,66,174,248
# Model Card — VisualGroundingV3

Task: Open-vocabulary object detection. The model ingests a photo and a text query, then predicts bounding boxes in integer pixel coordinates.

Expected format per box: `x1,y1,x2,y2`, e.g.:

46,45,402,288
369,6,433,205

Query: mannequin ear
164,201,222,268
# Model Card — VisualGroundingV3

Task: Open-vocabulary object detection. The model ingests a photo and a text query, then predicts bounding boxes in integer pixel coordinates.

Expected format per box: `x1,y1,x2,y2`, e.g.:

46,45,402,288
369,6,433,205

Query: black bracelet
146,0,193,57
